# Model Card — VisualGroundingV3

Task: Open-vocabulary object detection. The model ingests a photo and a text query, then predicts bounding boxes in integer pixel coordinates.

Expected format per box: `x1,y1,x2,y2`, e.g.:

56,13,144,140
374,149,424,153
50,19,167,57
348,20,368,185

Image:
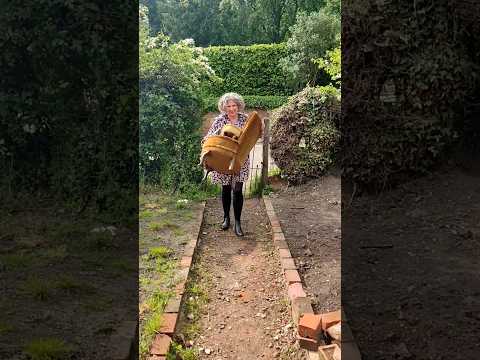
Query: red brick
264,199,274,212
266,210,276,218
318,344,339,360
291,297,314,324
272,225,283,233
297,335,319,351
175,281,186,295
281,257,297,270
288,283,306,301
183,246,195,257
298,313,322,339
150,334,171,355
176,268,189,282
320,310,341,331
180,256,192,268
160,313,178,335
273,232,286,242
284,269,301,284
276,239,289,249
164,297,181,313
270,219,281,227
279,248,291,258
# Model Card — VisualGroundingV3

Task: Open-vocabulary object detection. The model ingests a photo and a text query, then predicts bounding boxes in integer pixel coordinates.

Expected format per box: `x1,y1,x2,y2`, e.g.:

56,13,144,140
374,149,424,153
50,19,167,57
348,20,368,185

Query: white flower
23,124,36,134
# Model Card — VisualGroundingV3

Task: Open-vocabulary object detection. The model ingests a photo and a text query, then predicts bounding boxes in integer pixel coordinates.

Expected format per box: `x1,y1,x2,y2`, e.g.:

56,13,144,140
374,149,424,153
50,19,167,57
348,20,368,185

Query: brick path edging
263,196,362,360
146,201,207,360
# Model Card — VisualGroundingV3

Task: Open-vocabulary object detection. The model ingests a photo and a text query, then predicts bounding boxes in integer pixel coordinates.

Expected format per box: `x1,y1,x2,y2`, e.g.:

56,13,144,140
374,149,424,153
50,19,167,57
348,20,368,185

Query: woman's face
225,100,238,117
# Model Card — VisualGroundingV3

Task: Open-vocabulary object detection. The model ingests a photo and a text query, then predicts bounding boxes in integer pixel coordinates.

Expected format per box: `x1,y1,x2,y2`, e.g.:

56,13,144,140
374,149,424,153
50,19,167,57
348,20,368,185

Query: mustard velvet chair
200,111,262,174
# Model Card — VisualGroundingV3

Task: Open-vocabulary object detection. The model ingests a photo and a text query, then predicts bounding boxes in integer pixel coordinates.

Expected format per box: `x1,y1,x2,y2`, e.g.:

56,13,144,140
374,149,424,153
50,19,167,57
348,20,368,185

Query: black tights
222,182,243,220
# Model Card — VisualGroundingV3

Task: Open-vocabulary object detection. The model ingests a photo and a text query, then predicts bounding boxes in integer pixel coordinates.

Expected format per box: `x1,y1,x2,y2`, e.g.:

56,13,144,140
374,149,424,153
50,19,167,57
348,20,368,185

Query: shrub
202,44,293,96
270,86,340,184
139,8,215,191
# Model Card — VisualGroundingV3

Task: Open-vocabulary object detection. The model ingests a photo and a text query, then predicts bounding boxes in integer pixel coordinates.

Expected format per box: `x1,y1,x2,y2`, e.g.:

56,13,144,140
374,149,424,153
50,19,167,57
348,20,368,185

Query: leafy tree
146,0,327,46
279,9,340,90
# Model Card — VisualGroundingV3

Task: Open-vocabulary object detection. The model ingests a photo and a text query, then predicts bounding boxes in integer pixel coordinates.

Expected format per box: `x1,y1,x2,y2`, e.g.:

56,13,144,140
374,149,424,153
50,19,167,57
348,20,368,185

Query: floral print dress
202,112,250,186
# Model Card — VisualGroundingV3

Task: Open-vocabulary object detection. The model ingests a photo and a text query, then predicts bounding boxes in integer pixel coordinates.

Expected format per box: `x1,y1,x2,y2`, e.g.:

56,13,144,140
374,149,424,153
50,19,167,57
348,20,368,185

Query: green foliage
342,0,479,189
280,9,340,91
24,338,72,360
140,9,214,190
270,86,340,184
1,1,138,216
168,342,198,360
202,95,289,112
202,44,293,96
314,47,341,87
148,0,327,46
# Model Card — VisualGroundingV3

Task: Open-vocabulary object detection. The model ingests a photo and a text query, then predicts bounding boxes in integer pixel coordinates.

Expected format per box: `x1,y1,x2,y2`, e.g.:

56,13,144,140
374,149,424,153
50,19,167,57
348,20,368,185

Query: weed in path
24,338,72,360
168,342,198,360
22,277,54,301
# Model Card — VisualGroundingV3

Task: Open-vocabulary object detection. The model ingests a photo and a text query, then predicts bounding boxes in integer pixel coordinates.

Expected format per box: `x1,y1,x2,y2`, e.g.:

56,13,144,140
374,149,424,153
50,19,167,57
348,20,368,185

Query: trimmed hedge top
202,43,294,96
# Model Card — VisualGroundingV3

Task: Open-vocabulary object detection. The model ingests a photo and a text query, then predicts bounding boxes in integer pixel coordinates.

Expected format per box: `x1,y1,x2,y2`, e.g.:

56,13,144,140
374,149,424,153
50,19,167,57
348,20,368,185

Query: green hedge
202,95,289,113
202,44,293,96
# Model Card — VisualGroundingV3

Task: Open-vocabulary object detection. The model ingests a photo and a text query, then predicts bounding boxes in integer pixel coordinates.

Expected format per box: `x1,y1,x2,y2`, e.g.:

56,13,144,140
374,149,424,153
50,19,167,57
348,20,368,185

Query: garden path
175,197,307,359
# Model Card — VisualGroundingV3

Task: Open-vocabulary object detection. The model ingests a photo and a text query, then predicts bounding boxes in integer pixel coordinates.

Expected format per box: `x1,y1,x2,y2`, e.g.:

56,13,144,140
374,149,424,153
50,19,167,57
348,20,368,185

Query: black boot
234,219,244,237
221,216,230,230
233,188,244,237
221,185,232,230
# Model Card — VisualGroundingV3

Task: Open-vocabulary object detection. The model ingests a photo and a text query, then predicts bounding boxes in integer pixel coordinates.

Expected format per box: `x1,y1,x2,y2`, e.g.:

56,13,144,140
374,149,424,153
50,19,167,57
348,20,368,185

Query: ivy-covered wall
342,0,479,190
202,43,294,96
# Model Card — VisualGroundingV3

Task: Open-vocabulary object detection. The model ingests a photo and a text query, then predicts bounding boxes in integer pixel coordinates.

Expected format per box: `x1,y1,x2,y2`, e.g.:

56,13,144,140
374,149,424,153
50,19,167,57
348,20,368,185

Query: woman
202,92,250,237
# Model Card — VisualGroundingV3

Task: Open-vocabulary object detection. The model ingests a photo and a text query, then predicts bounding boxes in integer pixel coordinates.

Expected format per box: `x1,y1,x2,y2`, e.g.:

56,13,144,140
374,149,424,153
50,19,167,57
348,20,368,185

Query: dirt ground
175,197,307,359
269,174,341,314
343,166,480,359
0,205,137,359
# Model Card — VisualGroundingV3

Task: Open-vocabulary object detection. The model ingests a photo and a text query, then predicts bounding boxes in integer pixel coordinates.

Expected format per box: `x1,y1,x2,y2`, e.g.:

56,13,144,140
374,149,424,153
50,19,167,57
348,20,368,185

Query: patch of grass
140,312,163,358
148,222,163,231
146,290,170,312
139,210,154,219
168,342,198,360
149,220,179,232
55,276,95,294
172,227,185,237
247,174,264,198
24,338,72,360
0,322,13,334
22,277,54,301
43,245,68,262
0,252,36,270
148,246,171,259
180,179,221,201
